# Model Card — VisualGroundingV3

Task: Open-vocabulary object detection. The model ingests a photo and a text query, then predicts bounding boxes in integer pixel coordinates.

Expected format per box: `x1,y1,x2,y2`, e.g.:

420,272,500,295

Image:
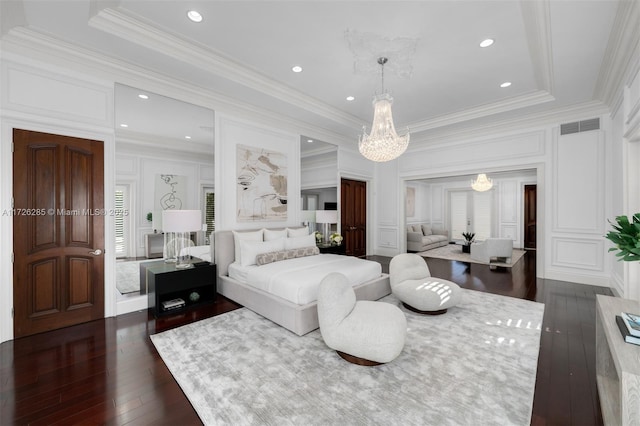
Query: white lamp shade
301,210,316,222
315,210,338,224
162,209,202,232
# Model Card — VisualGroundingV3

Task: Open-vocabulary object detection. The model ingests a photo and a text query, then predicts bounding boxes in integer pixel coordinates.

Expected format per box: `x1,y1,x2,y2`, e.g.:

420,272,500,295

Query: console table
317,243,345,255
595,294,640,425
146,261,216,317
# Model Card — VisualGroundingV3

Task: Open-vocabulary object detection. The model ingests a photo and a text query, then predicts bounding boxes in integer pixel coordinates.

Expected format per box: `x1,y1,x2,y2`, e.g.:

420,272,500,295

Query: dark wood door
13,129,105,338
341,178,366,257
524,184,537,250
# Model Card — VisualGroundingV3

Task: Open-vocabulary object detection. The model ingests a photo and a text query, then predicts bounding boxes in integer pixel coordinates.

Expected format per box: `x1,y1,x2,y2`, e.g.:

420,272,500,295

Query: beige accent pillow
255,246,320,266
239,238,285,267
421,225,432,236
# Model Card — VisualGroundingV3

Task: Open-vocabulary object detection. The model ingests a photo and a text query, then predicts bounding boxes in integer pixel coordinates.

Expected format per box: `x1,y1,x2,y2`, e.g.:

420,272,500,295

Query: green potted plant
605,213,640,261
461,232,475,254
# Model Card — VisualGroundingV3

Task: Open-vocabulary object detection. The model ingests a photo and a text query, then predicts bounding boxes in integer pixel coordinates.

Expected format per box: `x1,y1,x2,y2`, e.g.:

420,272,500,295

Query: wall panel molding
551,237,605,271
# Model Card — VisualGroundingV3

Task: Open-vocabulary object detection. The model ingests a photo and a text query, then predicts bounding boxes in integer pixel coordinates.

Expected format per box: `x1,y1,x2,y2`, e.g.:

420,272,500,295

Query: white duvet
228,254,382,305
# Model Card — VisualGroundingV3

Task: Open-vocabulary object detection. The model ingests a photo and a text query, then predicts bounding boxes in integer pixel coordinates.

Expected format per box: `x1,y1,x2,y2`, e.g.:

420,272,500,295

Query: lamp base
175,262,193,269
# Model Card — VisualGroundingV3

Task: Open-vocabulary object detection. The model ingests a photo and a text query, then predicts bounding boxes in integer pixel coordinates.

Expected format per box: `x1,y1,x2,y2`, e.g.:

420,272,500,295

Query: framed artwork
236,144,287,221
406,186,416,217
155,174,187,211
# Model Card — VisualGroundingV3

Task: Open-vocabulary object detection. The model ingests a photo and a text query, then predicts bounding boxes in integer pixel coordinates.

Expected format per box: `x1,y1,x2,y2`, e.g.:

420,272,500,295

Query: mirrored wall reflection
114,84,215,302
300,135,338,234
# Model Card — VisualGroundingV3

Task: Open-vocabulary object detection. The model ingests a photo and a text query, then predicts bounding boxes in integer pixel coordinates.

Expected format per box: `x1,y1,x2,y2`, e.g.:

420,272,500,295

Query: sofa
406,223,449,252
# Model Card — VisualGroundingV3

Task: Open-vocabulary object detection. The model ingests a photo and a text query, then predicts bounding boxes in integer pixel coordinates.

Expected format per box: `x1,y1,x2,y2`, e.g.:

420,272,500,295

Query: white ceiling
2,0,627,147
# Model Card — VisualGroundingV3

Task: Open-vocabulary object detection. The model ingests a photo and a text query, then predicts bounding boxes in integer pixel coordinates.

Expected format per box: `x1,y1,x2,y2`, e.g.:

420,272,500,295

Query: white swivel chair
470,238,513,264
389,253,461,314
317,272,407,366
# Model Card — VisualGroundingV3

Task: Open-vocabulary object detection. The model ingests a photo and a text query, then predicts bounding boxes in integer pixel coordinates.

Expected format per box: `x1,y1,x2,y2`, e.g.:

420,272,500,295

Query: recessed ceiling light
291,65,303,73
500,81,512,88
187,10,203,23
185,136,192,139
307,139,313,143
138,94,149,100
480,39,494,48
119,123,128,128
346,96,355,101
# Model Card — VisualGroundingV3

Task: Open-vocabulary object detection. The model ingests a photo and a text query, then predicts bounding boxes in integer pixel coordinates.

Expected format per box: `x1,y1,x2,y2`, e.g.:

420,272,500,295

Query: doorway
341,178,366,257
524,184,537,249
13,129,105,338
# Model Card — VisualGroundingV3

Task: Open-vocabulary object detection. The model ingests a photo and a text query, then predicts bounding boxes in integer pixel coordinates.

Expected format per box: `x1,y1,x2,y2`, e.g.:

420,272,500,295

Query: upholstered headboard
214,227,306,277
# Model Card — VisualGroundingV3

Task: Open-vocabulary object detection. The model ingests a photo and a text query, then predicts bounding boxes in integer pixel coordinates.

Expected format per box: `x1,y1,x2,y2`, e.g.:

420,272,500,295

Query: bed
214,227,391,336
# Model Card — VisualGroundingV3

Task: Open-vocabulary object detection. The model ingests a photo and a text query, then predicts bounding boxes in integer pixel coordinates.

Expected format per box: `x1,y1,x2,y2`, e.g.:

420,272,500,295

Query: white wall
0,57,117,344
376,122,620,287
215,115,300,231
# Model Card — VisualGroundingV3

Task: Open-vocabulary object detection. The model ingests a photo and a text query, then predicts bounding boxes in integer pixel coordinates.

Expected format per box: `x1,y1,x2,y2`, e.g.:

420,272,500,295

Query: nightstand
317,243,346,255
146,260,216,317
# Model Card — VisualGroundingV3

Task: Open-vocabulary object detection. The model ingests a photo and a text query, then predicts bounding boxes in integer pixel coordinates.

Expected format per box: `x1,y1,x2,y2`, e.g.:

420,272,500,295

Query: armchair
470,238,514,264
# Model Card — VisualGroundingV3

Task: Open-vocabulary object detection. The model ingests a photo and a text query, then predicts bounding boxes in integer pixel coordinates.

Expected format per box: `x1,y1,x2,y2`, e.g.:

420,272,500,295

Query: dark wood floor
1,251,611,425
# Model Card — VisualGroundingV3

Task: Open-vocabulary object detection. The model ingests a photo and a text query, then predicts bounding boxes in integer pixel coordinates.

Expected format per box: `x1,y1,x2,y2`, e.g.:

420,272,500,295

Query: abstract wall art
236,144,287,221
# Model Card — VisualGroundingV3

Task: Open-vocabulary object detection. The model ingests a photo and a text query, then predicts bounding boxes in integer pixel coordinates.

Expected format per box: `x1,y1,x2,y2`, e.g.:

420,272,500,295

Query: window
203,187,215,243
115,185,130,258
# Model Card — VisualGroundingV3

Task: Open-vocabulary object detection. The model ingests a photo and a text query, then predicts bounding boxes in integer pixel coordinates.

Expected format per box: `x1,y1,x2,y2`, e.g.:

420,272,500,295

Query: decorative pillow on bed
233,229,263,264
284,233,316,250
287,226,309,237
264,228,288,241
239,238,286,267
255,246,320,266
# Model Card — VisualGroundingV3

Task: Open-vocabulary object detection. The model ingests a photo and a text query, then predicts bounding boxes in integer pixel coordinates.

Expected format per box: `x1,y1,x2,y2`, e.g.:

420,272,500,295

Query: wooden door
341,178,366,257
524,184,537,250
13,129,105,338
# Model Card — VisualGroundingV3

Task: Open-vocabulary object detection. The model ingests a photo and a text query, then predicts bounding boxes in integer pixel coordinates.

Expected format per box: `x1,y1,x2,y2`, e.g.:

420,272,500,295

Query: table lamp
162,209,201,269
315,210,338,245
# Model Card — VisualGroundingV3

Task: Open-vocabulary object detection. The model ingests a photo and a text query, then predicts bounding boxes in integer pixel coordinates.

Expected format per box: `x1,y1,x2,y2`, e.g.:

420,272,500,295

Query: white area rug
115,260,144,294
151,290,544,425
419,244,527,267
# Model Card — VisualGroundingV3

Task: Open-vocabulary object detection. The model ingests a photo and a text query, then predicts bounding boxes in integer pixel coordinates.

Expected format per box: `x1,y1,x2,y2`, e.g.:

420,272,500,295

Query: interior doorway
13,129,105,338
341,178,366,257
524,184,537,249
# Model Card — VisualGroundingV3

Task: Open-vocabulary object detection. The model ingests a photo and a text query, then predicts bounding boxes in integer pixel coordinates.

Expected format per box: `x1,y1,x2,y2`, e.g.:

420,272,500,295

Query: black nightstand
317,243,346,255
146,260,216,317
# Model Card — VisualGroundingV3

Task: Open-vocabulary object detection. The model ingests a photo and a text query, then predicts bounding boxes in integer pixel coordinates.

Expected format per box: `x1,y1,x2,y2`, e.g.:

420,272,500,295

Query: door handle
89,249,103,256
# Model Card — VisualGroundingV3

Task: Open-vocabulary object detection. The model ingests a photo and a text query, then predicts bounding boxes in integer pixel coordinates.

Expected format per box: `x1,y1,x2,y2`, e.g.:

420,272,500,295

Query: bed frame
214,228,391,336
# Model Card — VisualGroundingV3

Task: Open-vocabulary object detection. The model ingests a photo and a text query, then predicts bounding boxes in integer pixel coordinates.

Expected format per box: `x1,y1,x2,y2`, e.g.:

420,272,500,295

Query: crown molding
594,0,640,107
88,7,362,130
520,0,555,93
407,100,609,147
0,27,355,148
406,90,555,133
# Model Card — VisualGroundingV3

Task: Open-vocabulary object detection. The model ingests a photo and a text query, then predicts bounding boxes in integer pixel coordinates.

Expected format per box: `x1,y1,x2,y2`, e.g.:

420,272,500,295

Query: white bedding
228,254,382,305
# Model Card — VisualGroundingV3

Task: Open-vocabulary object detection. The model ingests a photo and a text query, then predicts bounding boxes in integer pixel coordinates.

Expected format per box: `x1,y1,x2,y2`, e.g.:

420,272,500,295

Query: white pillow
264,228,287,241
284,233,316,250
287,226,309,237
233,230,263,263
240,238,285,267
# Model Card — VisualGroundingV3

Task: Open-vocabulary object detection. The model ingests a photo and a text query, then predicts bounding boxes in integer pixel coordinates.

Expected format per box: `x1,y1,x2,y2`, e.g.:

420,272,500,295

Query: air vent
560,118,600,135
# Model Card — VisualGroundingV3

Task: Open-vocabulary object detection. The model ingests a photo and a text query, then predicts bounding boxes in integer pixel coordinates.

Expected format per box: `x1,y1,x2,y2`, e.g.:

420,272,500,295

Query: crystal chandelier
359,57,410,162
471,173,493,192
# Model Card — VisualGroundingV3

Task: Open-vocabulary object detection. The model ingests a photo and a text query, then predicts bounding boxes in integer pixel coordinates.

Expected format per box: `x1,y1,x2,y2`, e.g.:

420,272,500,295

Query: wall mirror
300,136,338,234
114,83,215,305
